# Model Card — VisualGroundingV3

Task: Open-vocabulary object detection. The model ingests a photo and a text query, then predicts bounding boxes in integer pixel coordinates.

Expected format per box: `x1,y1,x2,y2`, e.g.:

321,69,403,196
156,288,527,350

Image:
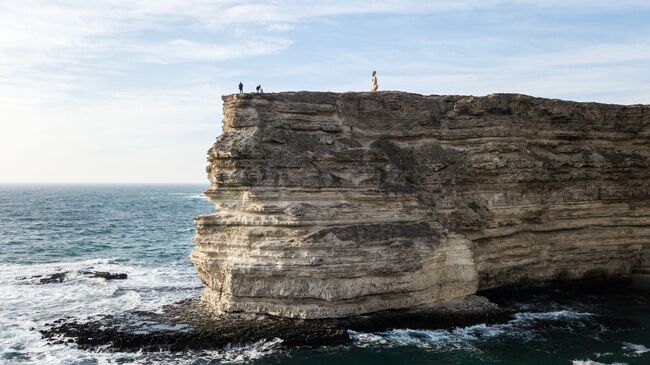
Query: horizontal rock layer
192,91,650,319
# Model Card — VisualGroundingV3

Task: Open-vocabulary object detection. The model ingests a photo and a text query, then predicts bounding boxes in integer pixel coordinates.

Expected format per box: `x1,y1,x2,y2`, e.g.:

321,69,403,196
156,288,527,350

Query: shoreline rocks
39,295,506,352
39,277,649,352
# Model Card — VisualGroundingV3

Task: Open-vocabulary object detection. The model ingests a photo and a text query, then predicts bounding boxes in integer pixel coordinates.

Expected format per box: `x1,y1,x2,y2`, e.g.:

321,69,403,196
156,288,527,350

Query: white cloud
130,38,292,63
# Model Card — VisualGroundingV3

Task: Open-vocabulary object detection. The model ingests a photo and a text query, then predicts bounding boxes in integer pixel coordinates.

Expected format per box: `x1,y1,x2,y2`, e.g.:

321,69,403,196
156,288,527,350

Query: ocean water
0,184,649,365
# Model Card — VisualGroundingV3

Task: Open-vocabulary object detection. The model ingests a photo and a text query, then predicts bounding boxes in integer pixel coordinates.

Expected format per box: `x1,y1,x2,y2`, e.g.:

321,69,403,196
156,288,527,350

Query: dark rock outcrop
24,270,129,284
40,296,505,352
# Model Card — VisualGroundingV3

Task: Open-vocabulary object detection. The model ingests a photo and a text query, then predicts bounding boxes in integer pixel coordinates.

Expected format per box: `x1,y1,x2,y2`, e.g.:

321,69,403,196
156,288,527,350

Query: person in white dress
371,71,378,92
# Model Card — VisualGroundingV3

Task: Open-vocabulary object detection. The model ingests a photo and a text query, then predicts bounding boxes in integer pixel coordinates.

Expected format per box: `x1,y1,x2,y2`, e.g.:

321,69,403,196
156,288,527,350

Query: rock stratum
191,91,650,319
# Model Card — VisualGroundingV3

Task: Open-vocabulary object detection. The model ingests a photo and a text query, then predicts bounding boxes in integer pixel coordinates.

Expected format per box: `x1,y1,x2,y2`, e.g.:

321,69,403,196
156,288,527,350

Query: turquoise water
0,184,648,365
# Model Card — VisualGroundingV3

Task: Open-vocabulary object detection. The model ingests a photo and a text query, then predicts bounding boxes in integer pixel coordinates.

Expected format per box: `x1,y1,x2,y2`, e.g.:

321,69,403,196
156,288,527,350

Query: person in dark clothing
256,85,261,93
238,81,243,94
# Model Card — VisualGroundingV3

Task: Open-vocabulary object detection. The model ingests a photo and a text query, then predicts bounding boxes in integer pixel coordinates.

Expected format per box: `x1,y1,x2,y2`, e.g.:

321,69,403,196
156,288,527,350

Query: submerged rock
25,270,129,284
84,271,128,280
38,272,68,284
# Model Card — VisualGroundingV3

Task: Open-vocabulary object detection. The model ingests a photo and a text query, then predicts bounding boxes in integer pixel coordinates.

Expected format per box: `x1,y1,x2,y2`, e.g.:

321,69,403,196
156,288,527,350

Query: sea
0,184,649,365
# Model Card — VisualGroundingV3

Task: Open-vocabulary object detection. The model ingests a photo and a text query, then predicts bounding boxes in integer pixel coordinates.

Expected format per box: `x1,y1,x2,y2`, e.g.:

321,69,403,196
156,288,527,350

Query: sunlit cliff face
192,91,650,319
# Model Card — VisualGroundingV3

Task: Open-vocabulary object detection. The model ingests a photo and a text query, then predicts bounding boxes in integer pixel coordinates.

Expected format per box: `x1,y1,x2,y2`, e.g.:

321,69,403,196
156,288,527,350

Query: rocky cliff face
192,92,650,319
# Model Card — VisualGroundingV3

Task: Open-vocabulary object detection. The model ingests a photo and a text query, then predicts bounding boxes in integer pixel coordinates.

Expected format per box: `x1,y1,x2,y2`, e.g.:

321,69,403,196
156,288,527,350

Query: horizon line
0,181,208,185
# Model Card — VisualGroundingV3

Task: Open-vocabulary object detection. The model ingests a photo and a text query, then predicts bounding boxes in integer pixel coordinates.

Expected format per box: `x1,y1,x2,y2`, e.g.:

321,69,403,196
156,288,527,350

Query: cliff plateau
192,92,650,319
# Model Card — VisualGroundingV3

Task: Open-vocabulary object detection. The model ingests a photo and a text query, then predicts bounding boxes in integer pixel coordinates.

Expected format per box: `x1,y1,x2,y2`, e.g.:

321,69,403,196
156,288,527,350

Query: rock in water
33,271,128,284
38,272,68,284
84,271,128,280
191,91,650,319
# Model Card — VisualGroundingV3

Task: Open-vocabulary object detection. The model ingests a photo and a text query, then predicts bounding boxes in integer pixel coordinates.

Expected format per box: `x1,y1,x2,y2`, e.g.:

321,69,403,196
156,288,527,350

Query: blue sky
1,1,649,183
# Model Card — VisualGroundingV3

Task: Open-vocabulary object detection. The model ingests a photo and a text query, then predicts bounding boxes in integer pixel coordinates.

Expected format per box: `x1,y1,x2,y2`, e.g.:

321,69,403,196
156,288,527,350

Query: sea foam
350,309,598,350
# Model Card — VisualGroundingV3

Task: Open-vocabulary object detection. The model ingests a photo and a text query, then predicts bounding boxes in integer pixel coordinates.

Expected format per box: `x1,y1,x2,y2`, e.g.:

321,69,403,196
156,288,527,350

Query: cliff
192,91,650,319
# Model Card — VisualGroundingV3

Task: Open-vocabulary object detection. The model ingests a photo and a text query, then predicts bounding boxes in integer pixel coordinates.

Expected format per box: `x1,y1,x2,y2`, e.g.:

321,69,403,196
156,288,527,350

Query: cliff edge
192,91,650,319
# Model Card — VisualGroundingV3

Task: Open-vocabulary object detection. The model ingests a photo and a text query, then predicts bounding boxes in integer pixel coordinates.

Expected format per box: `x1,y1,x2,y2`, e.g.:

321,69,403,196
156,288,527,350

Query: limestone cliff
192,91,650,319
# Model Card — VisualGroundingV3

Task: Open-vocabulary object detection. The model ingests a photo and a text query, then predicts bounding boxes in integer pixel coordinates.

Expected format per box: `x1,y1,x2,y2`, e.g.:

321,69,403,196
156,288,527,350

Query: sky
1,1,649,183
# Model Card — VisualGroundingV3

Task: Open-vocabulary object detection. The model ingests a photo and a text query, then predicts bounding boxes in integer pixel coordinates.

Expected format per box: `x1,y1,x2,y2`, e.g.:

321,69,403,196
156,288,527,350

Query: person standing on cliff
370,71,378,93
239,81,244,94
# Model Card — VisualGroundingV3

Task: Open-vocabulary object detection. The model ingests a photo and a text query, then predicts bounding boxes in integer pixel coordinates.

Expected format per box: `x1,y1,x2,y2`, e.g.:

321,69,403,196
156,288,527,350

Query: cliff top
222,91,648,107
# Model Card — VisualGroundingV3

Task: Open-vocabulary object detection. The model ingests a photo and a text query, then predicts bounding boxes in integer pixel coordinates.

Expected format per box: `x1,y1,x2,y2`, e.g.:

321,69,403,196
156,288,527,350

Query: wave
572,361,628,365
186,194,209,200
194,338,285,364
0,258,206,364
169,193,209,200
511,310,594,322
350,309,598,350
100,338,285,365
622,342,650,356
0,335,285,365
1,263,198,330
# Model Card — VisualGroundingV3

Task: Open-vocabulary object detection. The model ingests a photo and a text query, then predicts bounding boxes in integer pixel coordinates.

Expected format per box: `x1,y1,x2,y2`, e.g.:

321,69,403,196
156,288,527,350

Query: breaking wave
0,259,202,364
350,309,597,351
622,342,650,356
